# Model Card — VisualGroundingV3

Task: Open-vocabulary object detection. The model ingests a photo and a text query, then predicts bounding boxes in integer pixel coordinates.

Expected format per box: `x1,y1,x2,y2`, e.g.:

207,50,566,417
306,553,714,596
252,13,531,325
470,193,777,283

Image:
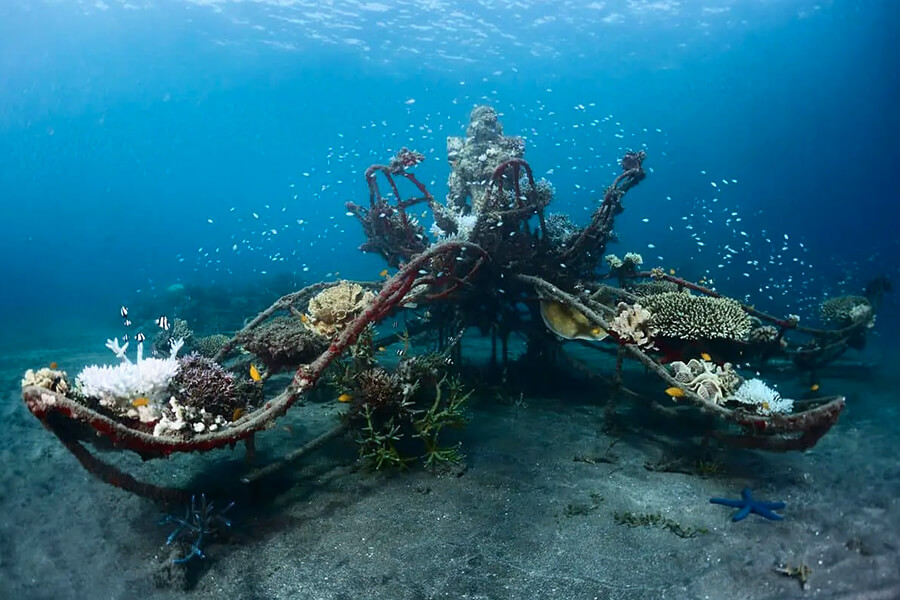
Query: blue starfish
709,487,785,521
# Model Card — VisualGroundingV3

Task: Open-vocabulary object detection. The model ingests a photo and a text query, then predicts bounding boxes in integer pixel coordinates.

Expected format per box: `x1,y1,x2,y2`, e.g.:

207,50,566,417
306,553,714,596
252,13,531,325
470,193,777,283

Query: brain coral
306,280,376,338
641,292,751,341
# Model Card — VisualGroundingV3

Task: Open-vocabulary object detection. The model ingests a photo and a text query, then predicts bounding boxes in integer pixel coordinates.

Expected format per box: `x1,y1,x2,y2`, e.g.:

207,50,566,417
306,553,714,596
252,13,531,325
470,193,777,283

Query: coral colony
75,337,184,423
21,106,885,505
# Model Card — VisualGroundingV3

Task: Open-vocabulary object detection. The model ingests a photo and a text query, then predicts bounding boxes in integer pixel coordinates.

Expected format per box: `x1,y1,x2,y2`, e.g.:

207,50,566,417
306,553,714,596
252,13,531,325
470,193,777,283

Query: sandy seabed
1,340,898,600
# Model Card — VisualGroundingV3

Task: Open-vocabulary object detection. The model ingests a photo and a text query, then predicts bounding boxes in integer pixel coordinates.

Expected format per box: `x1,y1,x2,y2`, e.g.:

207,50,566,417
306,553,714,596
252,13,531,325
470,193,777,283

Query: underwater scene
2,1,898,598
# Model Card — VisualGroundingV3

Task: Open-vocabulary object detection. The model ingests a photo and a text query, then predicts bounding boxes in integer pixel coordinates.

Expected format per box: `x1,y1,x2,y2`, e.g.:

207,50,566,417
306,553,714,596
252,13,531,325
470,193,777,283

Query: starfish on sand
709,487,785,521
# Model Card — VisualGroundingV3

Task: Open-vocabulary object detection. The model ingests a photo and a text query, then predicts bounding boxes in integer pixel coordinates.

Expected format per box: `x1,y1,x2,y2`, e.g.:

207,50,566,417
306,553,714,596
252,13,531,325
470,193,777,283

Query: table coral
642,292,752,341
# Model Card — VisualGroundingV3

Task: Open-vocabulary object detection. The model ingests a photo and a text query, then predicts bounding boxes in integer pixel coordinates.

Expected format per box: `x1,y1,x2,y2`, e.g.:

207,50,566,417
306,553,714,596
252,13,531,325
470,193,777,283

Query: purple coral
170,353,240,418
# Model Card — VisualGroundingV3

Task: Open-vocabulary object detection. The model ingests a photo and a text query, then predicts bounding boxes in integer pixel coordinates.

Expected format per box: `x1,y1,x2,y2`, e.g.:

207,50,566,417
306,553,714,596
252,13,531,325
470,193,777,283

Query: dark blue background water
1,0,896,352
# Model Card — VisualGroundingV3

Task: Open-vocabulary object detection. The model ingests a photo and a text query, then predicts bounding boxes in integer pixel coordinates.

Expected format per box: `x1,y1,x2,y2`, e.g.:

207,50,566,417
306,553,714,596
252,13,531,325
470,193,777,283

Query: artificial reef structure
21,106,883,503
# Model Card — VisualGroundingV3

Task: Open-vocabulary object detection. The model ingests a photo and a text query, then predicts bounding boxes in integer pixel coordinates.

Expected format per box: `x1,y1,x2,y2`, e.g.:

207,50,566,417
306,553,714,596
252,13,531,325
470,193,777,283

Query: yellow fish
669,269,676,275
337,393,353,403
810,383,820,392
664,387,685,398
378,346,387,352
232,407,244,421
249,364,262,382
700,352,712,361
132,397,150,407
379,269,389,277
301,313,310,324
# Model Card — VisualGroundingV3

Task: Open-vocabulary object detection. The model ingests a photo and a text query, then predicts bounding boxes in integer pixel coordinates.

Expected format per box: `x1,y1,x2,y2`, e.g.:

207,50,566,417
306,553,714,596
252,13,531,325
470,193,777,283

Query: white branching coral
75,338,184,422
609,302,656,348
729,378,793,415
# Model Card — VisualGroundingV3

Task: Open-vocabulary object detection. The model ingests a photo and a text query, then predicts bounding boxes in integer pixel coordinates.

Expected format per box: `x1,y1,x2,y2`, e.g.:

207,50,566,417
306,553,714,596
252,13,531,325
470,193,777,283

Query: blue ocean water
2,2,900,598
2,0,896,351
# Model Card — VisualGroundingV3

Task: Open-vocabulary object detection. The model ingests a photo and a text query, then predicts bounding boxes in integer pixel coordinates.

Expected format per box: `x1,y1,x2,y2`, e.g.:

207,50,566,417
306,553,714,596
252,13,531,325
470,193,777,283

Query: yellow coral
539,299,608,341
305,281,375,338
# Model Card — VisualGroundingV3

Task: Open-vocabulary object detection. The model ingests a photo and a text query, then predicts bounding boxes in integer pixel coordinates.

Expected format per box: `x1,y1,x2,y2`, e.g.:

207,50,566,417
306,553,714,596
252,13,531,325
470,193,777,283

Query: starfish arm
759,501,786,510
753,505,784,521
732,505,752,521
710,497,745,508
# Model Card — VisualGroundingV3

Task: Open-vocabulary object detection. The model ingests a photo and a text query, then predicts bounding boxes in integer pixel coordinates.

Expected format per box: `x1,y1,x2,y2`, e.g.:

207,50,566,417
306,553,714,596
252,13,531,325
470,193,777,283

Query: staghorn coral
21,367,70,395
669,359,742,405
609,302,657,348
820,295,874,328
641,292,751,341
238,315,328,373
305,281,376,339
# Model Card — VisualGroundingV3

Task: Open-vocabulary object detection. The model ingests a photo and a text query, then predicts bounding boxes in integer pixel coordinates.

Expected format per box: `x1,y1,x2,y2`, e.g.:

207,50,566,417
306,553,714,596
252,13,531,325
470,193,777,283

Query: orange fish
301,313,310,324
249,364,262,382
132,397,150,407
337,393,353,403
379,269,389,278
49,361,58,369
810,383,820,392
664,387,685,398
700,352,712,361
232,407,244,421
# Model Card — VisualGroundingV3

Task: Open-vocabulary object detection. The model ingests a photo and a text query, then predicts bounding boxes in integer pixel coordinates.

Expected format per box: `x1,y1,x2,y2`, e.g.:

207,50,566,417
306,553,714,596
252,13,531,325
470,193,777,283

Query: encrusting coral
642,292,751,341
443,105,525,216
305,280,376,338
237,315,327,373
